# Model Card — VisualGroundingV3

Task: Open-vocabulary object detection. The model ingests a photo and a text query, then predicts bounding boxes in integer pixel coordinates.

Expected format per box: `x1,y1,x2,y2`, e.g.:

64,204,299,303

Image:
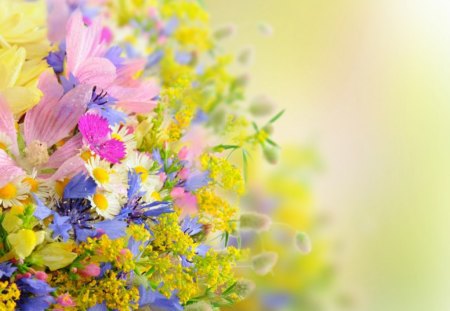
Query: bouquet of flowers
0,0,293,310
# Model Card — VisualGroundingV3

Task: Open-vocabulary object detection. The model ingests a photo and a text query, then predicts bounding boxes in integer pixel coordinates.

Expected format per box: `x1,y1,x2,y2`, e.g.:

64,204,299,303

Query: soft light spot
135,166,148,182
93,193,109,211
93,168,110,184
0,183,17,200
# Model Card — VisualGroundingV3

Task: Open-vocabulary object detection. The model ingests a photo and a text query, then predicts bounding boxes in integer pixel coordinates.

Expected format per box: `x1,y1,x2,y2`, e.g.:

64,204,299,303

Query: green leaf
212,144,240,152
265,138,279,147
269,109,285,124
242,149,249,183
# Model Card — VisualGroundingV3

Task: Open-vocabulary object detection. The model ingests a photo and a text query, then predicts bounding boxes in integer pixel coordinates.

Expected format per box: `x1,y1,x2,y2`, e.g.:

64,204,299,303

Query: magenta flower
78,114,126,163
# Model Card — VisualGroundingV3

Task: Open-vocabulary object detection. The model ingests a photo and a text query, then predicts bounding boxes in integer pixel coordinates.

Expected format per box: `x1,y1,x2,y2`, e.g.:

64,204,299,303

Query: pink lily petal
0,150,24,188
0,96,18,156
47,0,71,42
46,133,83,169
76,57,116,89
25,83,92,147
114,59,147,85
49,155,86,182
66,11,106,76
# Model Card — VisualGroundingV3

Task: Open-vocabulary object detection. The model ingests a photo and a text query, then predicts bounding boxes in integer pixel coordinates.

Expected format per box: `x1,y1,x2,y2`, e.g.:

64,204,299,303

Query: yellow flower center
135,166,148,182
55,178,70,198
80,150,93,162
111,133,123,141
0,141,7,150
23,177,39,192
93,193,109,211
93,168,110,184
0,183,17,200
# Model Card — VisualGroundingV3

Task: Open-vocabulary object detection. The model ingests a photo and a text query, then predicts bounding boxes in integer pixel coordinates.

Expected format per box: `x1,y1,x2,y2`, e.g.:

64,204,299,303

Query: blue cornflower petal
18,295,55,311
0,262,16,278
87,302,108,311
138,285,183,311
181,217,203,236
63,173,97,199
184,171,210,192
94,220,127,239
127,170,142,200
17,278,55,296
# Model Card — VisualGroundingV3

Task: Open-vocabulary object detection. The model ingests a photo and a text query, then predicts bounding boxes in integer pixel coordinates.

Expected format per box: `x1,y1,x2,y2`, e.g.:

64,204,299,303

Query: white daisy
89,190,121,219
111,124,136,152
22,169,52,200
0,178,30,208
86,156,126,192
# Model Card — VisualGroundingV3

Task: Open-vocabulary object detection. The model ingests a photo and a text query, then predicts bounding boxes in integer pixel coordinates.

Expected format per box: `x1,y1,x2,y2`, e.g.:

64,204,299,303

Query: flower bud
184,301,213,311
238,47,254,65
251,251,278,275
263,145,279,164
234,279,256,299
79,263,101,277
294,231,312,254
213,24,236,40
249,96,275,117
239,212,272,232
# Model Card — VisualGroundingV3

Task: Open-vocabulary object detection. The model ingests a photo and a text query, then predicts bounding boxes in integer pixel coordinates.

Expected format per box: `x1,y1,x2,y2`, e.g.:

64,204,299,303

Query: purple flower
17,277,54,296
78,114,126,163
181,217,203,236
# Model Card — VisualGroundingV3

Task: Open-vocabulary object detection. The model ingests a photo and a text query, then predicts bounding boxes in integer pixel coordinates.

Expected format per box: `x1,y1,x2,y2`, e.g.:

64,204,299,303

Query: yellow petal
32,242,77,271
7,229,37,259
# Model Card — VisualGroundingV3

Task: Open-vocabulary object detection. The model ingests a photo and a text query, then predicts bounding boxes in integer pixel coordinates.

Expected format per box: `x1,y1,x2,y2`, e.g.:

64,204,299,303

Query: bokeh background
206,0,450,310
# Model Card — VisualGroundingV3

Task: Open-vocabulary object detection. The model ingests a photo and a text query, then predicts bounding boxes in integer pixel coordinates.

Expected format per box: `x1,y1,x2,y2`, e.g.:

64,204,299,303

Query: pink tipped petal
96,139,126,164
114,59,147,85
38,70,64,104
46,133,83,169
0,96,18,156
78,114,110,146
66,11,106,76
0,150,24,187
49,156,86,181
76,57,116,89
111,81,159,113
25,84,92,147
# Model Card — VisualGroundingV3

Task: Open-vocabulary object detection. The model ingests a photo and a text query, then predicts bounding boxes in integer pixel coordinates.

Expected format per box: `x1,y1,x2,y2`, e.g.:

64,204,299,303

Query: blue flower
17,277,54,296
49,212,72,241
138,285,182,311
55,199,96,242
32,194,52,220
0,262,16,278
105,46,125,67
94,220,127,239
184,171,210,192
63,173,97,199
147,50,164,68
181,217,203,236
175,51,192,65
46,50,65,74
87,302,107,311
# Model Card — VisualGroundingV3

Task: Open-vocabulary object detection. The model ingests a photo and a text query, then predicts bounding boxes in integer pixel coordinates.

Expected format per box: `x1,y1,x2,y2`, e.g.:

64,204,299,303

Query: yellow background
207,1,450,310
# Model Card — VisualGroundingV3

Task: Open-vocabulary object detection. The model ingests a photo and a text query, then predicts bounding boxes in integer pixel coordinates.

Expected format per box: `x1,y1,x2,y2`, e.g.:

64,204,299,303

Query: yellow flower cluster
193,247,241,291
50,271,139,310
0,281,20,311
196,188,238,233
80,235,135,272
201,154,245,195
0,0,50,116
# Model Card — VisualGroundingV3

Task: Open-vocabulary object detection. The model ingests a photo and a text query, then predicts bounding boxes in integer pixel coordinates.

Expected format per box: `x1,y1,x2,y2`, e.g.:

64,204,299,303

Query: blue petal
184,171,210,192
32,194,52,220
94,220,127,239
63,173,97,199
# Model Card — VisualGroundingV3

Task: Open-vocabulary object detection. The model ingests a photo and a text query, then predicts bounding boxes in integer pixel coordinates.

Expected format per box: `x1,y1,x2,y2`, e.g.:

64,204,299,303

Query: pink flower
79,264,101,277
34,271,48,281
56,293,77,307
78,114,126,163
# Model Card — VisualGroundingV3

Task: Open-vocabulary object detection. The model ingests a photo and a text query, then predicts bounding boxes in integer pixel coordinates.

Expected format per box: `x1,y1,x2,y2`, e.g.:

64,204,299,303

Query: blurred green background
206,0,450,310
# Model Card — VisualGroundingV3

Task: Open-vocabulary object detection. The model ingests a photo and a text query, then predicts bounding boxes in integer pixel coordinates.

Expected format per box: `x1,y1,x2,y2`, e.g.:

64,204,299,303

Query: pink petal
96,139,125,164
47,0,71,42
45,133,83,169
48,156,86,181
0,150,24,188
114,59,147,85
76,57,116,89
66,11,106,76
0,96,18,156
78,114,110,146
110,80,159,114
24,84,92,147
